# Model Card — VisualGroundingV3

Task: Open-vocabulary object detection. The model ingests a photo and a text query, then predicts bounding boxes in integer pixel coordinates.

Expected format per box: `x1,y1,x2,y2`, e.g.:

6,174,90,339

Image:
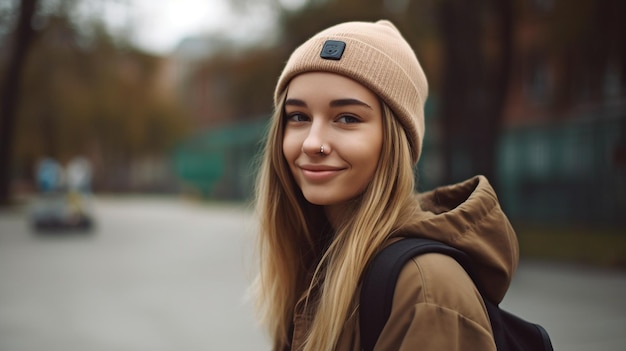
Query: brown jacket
291,175,519,350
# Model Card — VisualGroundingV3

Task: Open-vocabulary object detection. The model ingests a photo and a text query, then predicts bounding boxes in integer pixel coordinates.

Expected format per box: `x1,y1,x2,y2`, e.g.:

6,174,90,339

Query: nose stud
320,145,325,154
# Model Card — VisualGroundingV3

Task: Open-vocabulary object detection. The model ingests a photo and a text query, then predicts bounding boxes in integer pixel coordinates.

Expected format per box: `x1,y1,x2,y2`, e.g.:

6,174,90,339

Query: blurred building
498,1,625,225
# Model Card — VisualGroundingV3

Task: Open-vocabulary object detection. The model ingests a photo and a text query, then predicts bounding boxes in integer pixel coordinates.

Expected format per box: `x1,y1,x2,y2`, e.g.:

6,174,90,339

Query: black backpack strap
359,237,473,351
359,237,553,351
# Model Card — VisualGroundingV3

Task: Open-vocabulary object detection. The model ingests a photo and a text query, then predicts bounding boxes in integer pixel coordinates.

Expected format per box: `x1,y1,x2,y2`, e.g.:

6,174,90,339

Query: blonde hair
253,92,422,351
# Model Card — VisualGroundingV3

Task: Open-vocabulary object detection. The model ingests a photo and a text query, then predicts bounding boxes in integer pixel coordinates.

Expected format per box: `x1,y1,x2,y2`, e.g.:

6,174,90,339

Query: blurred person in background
31,156,93,231
66,156,92,194
65,156,93,226
36,157,65,193
253,20,518,351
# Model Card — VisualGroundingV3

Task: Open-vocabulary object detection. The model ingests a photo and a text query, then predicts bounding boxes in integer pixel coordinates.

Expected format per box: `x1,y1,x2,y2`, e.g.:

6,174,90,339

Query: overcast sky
125,0,234,54
97,0,305,55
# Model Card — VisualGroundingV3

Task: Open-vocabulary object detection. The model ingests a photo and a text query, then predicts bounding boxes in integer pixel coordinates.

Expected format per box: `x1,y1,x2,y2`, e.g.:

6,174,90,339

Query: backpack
359,237,553,351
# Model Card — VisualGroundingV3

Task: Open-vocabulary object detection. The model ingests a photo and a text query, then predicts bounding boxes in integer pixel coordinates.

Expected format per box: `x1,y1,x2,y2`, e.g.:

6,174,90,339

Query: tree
1,1,190,194
436,0,513,188
0,0,38,205
13,15,190,191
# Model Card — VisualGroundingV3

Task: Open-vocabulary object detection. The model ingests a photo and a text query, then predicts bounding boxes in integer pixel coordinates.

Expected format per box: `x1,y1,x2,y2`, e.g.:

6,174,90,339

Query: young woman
253,20,519,351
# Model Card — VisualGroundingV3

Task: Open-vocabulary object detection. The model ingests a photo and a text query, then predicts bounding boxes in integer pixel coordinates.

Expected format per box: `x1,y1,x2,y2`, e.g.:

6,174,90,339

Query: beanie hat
274,20,428,164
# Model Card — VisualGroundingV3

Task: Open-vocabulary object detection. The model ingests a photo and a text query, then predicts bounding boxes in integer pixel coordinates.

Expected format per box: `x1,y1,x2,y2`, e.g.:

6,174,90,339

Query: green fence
172,117,269,199
498,105,626,225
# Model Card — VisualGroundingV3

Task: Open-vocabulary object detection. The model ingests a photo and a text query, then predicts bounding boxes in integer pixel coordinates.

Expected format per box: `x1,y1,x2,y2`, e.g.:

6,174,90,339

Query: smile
299,166,345,182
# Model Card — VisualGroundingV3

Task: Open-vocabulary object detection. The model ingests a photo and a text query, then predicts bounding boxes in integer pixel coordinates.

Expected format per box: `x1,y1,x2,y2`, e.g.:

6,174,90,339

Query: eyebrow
284,98,307,107
284,98,373,109
330,98,373,109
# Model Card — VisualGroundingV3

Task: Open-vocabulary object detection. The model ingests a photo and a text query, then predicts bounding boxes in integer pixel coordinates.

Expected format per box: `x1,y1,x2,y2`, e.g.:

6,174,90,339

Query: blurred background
0,0,625,350
2,0,624,262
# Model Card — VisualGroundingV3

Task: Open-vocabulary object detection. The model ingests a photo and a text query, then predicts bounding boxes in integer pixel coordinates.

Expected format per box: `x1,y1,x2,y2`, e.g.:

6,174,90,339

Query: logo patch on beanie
320,40,345,60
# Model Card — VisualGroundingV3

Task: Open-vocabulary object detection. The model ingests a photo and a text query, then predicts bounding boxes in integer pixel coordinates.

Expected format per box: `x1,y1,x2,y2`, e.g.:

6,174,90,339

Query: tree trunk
476,0,513,191
438,0,482,185
0,0,38,205
437,0,512,189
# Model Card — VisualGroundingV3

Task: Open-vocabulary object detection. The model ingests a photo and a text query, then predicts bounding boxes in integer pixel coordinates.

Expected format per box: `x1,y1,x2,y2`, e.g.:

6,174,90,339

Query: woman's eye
337,115,360,124
286,113,309,122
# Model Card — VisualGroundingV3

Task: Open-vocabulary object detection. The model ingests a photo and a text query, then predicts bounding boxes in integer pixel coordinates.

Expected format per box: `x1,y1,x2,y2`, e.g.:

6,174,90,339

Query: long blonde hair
253,92,422,351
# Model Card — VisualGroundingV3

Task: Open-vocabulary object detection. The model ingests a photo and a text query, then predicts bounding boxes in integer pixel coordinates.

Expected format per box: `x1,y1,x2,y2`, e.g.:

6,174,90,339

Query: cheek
363,135,384,179
282,131,299,164
345,134,383,190
359,144,382,180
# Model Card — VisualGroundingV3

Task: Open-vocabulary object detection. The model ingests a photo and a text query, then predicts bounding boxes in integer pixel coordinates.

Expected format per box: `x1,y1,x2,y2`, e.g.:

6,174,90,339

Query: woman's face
282,72,383,207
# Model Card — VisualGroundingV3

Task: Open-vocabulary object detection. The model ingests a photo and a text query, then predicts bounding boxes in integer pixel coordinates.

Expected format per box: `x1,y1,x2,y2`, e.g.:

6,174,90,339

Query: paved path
1,196,625,350
502,260,626,350
0,197,268,351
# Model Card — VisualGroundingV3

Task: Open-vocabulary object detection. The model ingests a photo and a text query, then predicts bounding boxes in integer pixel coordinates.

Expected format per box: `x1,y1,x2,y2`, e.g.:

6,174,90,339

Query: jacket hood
400,175,519,303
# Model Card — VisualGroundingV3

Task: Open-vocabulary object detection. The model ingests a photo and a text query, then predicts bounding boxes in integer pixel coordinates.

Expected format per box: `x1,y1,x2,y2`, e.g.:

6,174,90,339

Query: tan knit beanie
274,20,428,164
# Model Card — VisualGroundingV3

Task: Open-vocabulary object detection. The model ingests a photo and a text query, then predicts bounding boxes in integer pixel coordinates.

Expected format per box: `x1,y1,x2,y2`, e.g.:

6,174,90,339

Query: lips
299,164,345,182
